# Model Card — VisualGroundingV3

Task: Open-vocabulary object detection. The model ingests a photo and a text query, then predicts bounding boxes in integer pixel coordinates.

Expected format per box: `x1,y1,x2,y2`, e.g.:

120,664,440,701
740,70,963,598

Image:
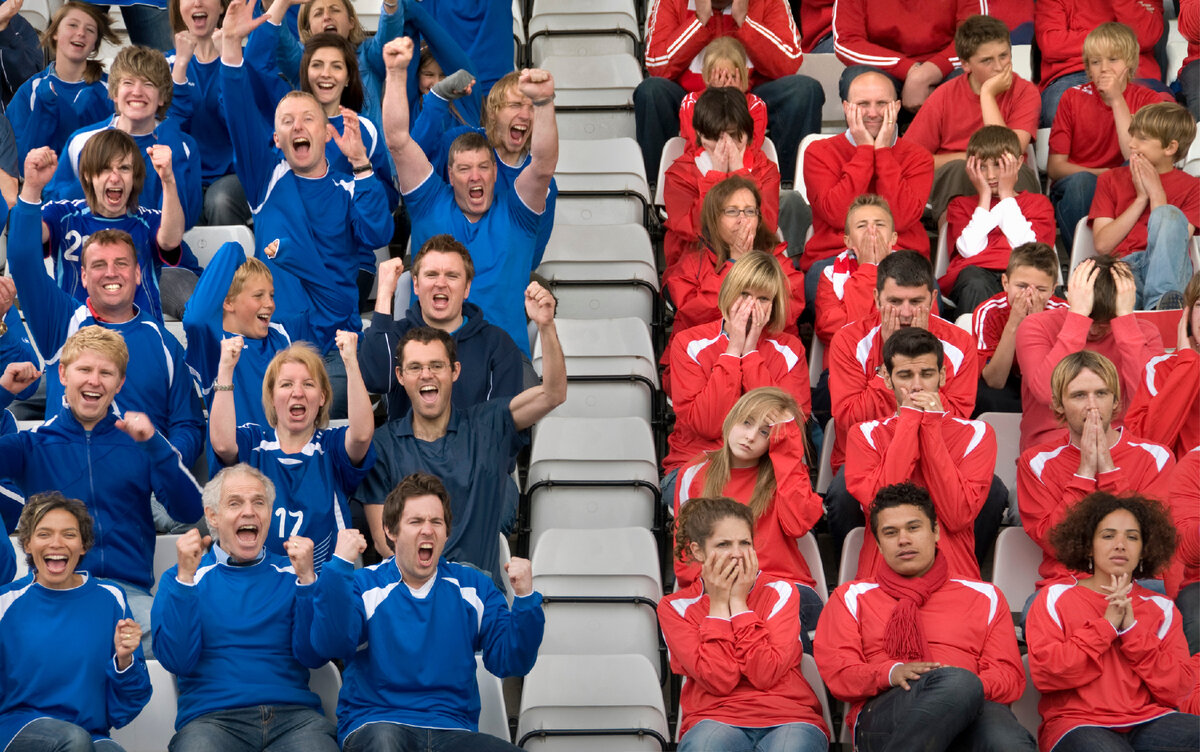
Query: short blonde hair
60,325,129,379
109,46,173,119
1130,102,1197,158
224,257,274,306
262,343,331,429
717,250,792,333
701,37,749,89
1050,351,1121,420
1083,23,1139,83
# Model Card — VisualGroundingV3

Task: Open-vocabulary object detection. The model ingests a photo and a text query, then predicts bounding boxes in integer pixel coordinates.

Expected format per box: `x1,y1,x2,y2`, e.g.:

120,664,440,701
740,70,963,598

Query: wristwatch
0,321,8,338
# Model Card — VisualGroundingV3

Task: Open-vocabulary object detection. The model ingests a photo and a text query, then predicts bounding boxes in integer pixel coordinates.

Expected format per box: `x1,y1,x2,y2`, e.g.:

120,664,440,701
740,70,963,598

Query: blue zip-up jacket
8,198,207,466
307,555,544,744
358,300,523,422
152,547,327,730
0,575,152,746
8,65,113,175
221,60,394,355
0,403,203,590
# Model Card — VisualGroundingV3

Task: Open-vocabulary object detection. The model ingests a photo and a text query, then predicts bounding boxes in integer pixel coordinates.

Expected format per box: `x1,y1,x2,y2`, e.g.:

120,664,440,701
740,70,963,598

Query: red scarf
875,553,949,662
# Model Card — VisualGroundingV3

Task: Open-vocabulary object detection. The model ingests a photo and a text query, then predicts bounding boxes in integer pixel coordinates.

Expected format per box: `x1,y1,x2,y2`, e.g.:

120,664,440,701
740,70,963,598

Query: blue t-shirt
404,171,541,355
226,423,375,569
8,66,112,175
358,398,526,587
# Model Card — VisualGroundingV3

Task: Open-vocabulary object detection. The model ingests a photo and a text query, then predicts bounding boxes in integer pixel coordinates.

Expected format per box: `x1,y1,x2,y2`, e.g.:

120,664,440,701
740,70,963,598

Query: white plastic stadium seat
150,534,181,594
976,411,1022,517
517,654,668,750
527,0,639,66
182,225,254,270
990,526,1042,624
110,660,178,751
1012,654,1041,736
554,138,650,225
1068,217,1097,271
540,54,643,141
653,136,687,209
797,532,828,603
838,526,865,585
815,418,835,494
800,653,835,734
477,654,511,742
793,133,839,204
309,661,342,721
532,317,658,422
796,53,848,128
536,224,659,327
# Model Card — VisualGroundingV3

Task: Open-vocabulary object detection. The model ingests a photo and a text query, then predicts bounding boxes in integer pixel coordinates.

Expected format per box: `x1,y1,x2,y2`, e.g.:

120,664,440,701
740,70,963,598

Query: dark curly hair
1049,491,1177,576
673,496,754,564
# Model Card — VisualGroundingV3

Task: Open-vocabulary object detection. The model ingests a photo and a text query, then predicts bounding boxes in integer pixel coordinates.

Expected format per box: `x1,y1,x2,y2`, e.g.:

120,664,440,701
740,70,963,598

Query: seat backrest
654,137,687,208
531,527,662,601
990,526,1042,615
1068,217,1097,271
815,418,836,494
976,411,1022,498
800,653,835,734
1012,654,1041,737
151,534,182,595
182,225,253,270
309,662,342,722
9,536,26,580
110,660,178,752
838,527,865,585
796,532,828,603
794,133,839,204
955,312,973,333
808,331,824,384
477,654,511,742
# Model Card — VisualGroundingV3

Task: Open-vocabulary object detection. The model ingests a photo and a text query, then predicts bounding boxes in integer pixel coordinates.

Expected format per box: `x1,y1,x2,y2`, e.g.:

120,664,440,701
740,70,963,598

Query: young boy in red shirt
942,125,1054,316
970,242,1067,413
906,14,1040,222
1090,102,1199,310
1048,22,1174,251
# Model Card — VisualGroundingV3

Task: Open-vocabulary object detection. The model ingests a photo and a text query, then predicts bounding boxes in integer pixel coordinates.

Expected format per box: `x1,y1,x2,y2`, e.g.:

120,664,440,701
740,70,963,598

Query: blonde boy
678,37,767,149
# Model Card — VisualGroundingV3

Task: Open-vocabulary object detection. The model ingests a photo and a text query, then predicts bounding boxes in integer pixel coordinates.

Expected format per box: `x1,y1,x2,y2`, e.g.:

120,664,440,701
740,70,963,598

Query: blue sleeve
476,571,544,678
272,20,303,88
150,566,204,676
308,554,366,660
531,178,556,268
220,61,280,209
348,173,395,250
0,305,41,401
330,426,375,489
411,92,452,161
358,115,399,209
183,242,243,391
146,430,204,523
105,597,153,729
0,510,13,585
360,2,407,83
161,334,205,467
43,139,86,203
7,76,40,173
487,329,524,403
246,19,299,108
174,131,203,229
229,422,265,467
0,14,43,104
291,582,328,669
167,65,197,126
7,199,78,361
357,309,403,394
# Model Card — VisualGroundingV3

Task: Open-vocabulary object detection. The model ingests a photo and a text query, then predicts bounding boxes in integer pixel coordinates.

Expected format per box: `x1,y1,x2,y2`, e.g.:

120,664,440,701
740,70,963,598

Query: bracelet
352,163,373,175
212,381,234,392
532,94,555,107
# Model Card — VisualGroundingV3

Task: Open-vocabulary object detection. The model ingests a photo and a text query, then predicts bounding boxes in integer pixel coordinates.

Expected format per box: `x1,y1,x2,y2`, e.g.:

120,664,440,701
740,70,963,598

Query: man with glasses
356,283,565,583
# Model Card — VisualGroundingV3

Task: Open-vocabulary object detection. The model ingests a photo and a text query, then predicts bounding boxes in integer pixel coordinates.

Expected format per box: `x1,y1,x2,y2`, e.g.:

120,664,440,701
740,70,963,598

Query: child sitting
1047,22,1174,251
942,125,1054,316
970,241,1067,413
677,37,767,152
1090,102,1199,309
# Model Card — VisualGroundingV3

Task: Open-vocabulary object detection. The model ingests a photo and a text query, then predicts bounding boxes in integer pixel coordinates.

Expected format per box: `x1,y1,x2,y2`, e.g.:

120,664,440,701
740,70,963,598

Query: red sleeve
678,93,698,143
805,139,879,231
1016,453,1102,557
1015,311,1091,407
1112,315,1164,397
1125,352,1200,450
845,412,920,507
1181,0,1200,45
937,329,979,420
978,587,1027,704
942,0,983,76
843,265,879,326
1024,193,1057,244
815,270,848,348
672,341,748,441
832,0,917,79
1117,0,1165,72
766,420,824,538
1033,0,1086,82
748,94,768,150
971,298,1006,369
1047,87,1078,157
659,598,744,695
665,256,723,334
740,340,813,419
732,588,803,689
664,157,705,244
776,243,806,326
1027,589,1121,692
814,584,898,703
829,328,899,441
945,195,977,263
903,92,945,155
917,414,994,533
645,0,715,80
1004,77,1042,137
733,0,805,80
876,143,934,231
1088,169,1124,222
750,150,782,234
1117,598,1197,706
1168,452,1200,572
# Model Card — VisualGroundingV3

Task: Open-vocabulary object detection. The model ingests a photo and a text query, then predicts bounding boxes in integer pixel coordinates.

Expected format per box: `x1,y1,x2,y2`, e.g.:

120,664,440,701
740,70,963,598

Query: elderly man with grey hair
150,464,339,751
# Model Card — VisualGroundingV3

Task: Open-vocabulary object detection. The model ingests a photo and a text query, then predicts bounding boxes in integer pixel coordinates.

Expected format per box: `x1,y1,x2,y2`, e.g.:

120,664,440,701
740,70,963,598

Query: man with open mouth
307,472,543,751
152,464,339,751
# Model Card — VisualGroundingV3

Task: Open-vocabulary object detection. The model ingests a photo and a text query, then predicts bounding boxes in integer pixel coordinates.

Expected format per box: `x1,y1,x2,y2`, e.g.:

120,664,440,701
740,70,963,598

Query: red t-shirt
969,291,1067,372
1049,82,1173,169
905,73,1041,155
942,192,1055,293
1035,0,1164,89
1089,167,1200,258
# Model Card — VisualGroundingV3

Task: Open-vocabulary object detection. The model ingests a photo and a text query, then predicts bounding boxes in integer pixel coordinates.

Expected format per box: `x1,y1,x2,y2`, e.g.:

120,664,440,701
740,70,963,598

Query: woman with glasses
662,174,805,394
210,335,375,572
663,86,781,269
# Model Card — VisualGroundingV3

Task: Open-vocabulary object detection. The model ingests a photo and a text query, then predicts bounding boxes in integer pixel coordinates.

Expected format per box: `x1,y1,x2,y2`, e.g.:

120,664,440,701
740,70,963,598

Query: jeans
803,256,837,319
679,719,828,752
1178,581,1199,655
634,74,823,185
1125,205,1194,310
8,718,127,752
1041,72,1089,128
856,668,1037,752
1049,170,1098,253
342,722,520,752
974,373,1023,416
95,578,154,659
169,706,337,752
1055,713,1200,752
797,583,824,655
778,190,812,263
116,4,173,51
201,174,252,227
322,349,348,421
1180,61,1200,121
160,267,199,321
950,267,1004,322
